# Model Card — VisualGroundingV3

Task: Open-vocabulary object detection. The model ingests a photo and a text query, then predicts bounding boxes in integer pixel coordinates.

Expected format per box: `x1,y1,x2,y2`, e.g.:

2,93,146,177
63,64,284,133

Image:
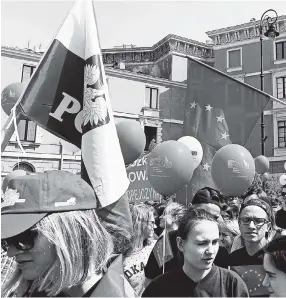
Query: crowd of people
1,170,286,297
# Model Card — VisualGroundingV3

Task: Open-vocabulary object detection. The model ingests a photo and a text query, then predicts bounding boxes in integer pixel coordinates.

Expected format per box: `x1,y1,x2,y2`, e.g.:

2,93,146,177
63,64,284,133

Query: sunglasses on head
1,228,38,252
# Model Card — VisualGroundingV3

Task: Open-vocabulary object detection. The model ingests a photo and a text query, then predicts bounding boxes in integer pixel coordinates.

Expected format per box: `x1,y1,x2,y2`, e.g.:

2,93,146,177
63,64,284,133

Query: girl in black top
143,208,248,297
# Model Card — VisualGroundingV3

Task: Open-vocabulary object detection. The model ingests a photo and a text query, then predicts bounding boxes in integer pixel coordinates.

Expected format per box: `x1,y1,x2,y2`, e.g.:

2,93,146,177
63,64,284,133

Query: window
278,120,286,148
277,77,286,99
21,65,36,83
144,126,157,151
18,118,37,142
276,41,286,60
145,87,159,109
13,162,35,173
227,48,242,69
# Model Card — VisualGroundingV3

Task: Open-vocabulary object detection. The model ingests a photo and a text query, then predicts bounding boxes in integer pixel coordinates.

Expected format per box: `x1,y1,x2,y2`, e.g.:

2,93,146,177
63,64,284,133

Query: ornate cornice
106,67,187,88
102,34,214,64
1,46,42,62
206,15,286,46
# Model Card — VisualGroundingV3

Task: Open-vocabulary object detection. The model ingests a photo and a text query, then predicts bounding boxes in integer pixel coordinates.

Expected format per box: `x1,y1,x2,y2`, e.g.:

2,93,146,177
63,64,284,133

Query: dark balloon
211,144,255,197
1,83,26,115
147,140,194,196
254,155,269,175
116,120,146,165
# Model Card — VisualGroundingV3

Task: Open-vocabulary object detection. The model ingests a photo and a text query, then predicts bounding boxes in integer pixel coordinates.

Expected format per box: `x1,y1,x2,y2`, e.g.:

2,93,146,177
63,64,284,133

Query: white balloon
178,136,203,170
279,174,286,186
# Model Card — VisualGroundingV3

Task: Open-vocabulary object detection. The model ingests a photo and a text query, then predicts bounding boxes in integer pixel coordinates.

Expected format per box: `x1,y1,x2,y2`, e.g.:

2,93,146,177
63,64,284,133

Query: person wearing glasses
1,171,134,297
229,190,274,297
123,204,157,296
262,236,286,297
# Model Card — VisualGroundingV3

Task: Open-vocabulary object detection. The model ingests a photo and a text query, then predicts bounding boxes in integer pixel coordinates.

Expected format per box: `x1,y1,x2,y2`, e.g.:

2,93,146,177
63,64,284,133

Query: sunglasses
239,217,268,226
1,229,38,252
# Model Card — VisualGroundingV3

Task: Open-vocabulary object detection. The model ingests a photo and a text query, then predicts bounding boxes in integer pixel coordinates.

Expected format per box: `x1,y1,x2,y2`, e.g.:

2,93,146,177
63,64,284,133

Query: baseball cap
1,169,34,193
1,170,97,239
192,187,221,208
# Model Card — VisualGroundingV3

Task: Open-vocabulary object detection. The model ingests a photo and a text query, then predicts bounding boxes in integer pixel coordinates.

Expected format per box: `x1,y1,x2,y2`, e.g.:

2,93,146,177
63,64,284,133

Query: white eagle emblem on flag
83,64,108,126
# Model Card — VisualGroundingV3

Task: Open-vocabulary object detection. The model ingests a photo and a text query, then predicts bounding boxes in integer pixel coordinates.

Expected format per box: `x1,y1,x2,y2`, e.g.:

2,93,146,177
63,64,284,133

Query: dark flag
183,57,273,200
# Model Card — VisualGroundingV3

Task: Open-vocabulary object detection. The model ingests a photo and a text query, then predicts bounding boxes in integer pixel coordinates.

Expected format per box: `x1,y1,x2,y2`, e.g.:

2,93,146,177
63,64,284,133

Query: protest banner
126,155,162,203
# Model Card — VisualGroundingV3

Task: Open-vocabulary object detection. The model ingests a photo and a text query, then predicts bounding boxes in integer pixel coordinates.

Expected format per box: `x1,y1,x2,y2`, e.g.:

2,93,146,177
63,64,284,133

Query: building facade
2,18,286,188
206,15,286,173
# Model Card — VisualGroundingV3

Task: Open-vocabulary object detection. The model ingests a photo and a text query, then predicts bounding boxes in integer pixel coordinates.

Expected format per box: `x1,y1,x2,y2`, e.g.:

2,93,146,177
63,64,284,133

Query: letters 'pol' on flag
16,0,129,207
183,58,271,200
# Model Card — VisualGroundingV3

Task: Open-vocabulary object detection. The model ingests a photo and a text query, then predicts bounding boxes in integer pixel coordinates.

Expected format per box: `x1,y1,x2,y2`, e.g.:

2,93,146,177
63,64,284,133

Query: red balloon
147,140,194,196
1,83,26,115
211,144,255,197
255,155,269,175
116,120,146,165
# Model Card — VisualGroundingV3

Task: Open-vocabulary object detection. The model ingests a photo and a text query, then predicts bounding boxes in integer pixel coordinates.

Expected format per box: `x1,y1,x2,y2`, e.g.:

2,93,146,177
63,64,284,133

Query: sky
1,0,286,51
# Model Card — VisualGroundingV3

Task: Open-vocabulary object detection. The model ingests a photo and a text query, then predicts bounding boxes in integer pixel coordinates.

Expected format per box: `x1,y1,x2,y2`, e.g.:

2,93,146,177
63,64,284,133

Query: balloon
255,155,269,174
116,120,146,165
2,170,27,192
211,144,255,197
178,136,203,170
279,174,286,186
147,140,194,196
262,172,271,181
1,83,26,115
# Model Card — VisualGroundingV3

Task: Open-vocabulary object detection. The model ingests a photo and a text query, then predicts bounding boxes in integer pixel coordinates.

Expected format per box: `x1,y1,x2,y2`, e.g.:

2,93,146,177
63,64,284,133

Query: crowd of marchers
1,170,286,297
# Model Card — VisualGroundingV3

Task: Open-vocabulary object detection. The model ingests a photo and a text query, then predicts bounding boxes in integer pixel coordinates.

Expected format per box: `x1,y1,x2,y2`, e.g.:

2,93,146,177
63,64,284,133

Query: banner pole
1,110,22,153
163,221,166,274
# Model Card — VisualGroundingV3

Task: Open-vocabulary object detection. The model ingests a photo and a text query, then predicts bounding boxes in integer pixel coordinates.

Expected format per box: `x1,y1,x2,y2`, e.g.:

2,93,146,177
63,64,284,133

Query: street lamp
259,9,279,155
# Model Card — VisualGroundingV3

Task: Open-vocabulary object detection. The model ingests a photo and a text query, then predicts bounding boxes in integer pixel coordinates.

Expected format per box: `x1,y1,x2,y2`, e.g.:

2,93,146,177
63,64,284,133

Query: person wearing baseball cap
1,170,134,297
192,187,222,220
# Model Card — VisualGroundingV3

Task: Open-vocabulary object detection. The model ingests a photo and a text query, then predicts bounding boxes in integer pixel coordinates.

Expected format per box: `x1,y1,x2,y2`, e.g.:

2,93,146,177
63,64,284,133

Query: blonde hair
2,209,114,297
164,201,186,225
220,219,240,237
125,204,154,256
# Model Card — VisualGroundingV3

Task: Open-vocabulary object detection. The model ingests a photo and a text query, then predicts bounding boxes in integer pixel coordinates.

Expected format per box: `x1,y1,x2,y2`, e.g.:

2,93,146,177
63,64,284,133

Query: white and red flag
16,0,129,207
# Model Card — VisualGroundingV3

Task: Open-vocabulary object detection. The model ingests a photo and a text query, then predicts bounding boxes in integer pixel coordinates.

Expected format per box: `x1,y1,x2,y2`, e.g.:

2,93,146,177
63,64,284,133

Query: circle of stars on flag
240,269,264,295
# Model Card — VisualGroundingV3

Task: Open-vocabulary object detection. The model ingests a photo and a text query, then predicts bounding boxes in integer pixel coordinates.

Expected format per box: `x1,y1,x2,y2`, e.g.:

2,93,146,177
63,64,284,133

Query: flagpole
163,221,166,274
1,108,22,153
185,184,188,207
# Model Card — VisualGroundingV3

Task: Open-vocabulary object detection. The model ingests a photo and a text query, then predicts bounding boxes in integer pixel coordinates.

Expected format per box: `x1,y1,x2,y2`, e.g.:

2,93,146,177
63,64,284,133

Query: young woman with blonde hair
1,171,133,297
159,201,186,232
123,204,157,296
219,219,240,253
